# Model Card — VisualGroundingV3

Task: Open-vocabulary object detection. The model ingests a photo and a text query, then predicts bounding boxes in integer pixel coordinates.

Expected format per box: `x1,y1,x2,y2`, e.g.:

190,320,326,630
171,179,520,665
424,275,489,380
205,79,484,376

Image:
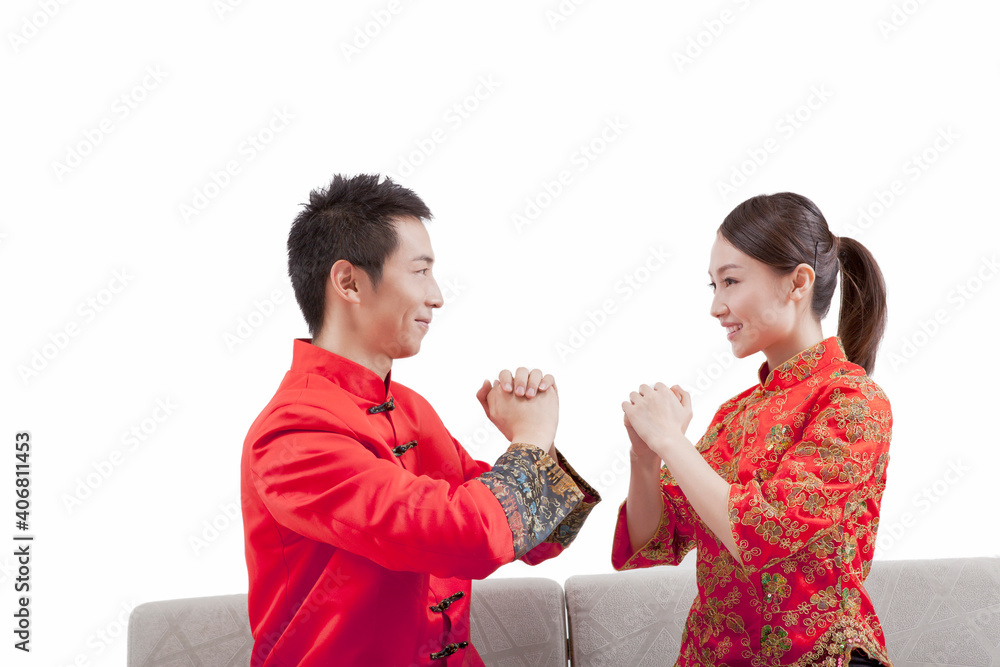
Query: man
240,173,601,666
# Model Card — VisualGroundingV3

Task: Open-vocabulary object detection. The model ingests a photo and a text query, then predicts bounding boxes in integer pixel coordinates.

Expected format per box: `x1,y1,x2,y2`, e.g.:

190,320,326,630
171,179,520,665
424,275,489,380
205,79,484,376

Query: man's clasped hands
474,367,695,466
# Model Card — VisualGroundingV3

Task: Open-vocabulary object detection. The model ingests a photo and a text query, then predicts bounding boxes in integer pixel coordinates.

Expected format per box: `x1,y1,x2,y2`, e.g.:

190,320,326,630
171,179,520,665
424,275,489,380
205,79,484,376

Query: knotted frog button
367,397,395,414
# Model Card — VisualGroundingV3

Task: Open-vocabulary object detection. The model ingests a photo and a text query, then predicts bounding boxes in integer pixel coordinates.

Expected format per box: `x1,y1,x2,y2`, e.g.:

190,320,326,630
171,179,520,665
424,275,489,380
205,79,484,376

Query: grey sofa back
128,557,1000,666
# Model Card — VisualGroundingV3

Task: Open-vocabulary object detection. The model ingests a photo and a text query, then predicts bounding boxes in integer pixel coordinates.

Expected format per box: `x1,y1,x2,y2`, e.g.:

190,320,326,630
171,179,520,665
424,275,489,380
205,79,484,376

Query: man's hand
476,367,558,449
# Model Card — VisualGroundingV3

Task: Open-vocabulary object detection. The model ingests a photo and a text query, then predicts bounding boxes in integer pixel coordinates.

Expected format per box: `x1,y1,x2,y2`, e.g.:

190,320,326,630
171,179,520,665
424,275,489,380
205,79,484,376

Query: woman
616,192,893,667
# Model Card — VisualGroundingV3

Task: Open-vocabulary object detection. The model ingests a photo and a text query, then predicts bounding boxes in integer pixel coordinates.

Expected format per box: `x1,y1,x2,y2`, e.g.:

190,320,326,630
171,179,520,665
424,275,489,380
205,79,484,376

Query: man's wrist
510,433,552,451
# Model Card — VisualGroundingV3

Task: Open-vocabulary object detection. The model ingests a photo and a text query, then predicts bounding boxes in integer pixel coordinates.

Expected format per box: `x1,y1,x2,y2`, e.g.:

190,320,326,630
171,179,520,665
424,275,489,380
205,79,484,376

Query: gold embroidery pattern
610,335,895,667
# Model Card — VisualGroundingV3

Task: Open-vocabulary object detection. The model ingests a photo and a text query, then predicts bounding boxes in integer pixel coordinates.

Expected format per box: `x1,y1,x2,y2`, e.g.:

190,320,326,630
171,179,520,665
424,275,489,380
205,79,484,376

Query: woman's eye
707,278,736,289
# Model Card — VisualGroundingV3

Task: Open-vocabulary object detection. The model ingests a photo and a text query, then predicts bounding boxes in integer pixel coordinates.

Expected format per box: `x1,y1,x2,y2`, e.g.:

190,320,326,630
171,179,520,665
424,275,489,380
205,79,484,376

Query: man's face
357,216,444,360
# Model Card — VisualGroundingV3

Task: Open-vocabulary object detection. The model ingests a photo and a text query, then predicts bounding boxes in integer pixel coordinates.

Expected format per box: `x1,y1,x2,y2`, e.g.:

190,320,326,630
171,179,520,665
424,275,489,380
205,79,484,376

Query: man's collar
757,335,847,392
291,338,392,403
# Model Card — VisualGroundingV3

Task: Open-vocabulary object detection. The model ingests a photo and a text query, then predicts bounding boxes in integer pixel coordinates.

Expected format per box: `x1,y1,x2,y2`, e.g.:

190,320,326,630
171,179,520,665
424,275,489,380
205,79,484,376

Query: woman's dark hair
287,173,432,337
719,192,888,375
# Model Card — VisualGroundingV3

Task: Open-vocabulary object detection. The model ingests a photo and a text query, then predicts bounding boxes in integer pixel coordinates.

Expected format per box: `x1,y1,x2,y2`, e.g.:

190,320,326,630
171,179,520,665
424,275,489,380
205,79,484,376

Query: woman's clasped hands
621,383,693,464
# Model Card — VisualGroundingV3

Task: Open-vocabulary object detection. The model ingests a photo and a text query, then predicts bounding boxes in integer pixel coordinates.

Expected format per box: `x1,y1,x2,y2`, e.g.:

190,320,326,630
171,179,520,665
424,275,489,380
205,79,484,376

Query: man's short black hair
287,173,432,337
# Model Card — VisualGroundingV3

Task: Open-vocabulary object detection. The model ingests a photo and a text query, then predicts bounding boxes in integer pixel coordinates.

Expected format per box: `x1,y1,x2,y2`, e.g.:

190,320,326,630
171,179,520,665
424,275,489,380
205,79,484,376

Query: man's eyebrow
413,254,434,264
707,263,742,277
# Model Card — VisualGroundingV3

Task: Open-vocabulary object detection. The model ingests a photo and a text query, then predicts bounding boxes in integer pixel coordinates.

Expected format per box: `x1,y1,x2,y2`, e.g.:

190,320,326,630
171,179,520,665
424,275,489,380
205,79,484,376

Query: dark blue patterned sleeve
477,442,601,559
542,447,601,547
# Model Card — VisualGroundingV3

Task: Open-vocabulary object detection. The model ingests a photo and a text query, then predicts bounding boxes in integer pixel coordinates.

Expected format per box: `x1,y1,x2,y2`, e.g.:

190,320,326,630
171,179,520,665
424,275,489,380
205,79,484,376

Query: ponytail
835,236,888,375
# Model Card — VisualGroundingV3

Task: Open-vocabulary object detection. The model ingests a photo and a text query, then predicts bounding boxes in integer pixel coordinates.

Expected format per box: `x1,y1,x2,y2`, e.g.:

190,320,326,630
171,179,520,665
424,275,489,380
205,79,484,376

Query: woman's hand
624,412,661,465
621,384,692,458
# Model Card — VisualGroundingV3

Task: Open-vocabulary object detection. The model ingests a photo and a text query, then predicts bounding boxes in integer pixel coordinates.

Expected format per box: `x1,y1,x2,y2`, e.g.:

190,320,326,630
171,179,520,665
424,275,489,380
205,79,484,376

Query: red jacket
611,335,893,667
242,338,600,666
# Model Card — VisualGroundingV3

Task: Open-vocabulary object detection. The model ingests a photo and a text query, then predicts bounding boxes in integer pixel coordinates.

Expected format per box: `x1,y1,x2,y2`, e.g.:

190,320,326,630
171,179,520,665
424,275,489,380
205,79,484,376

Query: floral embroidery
610,336,895,667
761,624,792,658
761,572,792,605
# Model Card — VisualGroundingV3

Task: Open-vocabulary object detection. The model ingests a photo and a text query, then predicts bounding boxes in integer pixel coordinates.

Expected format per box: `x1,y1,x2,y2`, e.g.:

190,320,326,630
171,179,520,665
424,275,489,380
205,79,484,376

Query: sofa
128,555,1000,666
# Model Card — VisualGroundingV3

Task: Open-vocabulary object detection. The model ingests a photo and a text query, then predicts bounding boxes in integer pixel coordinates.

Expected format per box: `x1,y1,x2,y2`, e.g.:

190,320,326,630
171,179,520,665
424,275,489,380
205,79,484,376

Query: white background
3,1,998,664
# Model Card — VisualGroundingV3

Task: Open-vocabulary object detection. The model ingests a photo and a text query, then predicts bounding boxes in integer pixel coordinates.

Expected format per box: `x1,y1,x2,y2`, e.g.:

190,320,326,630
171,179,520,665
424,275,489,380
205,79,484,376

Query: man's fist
476,368,558,449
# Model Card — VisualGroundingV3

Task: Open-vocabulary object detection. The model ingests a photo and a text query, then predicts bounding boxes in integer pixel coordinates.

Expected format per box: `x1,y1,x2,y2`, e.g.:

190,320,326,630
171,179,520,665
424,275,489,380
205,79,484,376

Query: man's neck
311,328,392,381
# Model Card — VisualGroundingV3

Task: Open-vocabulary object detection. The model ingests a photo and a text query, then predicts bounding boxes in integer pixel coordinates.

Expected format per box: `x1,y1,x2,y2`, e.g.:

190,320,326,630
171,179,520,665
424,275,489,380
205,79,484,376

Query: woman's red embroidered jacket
241,338,601,666
611,336,894,667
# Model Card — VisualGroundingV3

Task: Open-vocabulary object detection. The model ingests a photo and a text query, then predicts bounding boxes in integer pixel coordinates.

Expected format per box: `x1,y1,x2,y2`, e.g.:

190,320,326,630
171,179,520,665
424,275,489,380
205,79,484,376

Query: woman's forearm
658,434,741,561
625,455,665,554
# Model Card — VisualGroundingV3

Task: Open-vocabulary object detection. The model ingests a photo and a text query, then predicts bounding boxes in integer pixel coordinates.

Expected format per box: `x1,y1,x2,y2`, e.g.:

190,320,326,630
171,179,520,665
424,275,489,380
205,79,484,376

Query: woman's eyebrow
707,263,742,278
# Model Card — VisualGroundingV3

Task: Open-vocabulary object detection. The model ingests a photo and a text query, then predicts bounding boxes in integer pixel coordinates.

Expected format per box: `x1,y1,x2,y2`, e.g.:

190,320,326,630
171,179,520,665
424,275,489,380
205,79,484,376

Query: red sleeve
610,466,701,570
249,424,518,581
726,383,892,574
610,420,729,570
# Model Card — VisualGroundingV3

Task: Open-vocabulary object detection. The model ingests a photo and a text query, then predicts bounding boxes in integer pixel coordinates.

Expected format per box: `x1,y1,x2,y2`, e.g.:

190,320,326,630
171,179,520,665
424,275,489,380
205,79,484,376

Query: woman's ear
788,263,815,301
329,259,362,305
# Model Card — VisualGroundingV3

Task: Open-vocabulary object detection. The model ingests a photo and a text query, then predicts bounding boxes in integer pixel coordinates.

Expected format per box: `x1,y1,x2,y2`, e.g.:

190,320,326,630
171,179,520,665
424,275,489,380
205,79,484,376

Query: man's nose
428,278,444,308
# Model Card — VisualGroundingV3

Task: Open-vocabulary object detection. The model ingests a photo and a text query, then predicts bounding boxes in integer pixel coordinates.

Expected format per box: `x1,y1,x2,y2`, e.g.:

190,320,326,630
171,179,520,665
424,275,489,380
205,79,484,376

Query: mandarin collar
757,335,847,393
291,338,392,404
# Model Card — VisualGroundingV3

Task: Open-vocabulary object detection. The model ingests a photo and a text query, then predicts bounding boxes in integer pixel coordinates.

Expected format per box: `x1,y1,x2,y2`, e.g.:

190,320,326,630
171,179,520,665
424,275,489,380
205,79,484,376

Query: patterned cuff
477,443,585,559
541,448,602,547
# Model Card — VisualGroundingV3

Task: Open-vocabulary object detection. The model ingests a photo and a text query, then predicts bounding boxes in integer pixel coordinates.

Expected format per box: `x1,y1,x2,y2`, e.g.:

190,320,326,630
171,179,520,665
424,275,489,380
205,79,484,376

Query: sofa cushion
563,556,1000,666
127,577,566,666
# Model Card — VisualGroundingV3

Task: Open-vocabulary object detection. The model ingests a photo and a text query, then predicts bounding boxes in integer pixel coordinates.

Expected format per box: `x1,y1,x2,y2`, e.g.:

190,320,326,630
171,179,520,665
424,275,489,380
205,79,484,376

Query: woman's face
707,231,801,359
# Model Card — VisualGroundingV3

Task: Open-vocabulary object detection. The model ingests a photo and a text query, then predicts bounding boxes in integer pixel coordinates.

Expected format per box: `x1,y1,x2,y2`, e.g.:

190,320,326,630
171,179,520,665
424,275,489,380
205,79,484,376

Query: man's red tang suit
242,338,601,666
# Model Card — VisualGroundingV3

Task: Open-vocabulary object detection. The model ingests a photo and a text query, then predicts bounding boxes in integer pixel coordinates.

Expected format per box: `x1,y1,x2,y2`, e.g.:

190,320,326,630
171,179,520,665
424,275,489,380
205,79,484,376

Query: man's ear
329,259,363,305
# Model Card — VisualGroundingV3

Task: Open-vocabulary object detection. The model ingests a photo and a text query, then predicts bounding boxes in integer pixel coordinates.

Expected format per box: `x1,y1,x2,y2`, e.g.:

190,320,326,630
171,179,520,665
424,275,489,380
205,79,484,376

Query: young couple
241,174,893,667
